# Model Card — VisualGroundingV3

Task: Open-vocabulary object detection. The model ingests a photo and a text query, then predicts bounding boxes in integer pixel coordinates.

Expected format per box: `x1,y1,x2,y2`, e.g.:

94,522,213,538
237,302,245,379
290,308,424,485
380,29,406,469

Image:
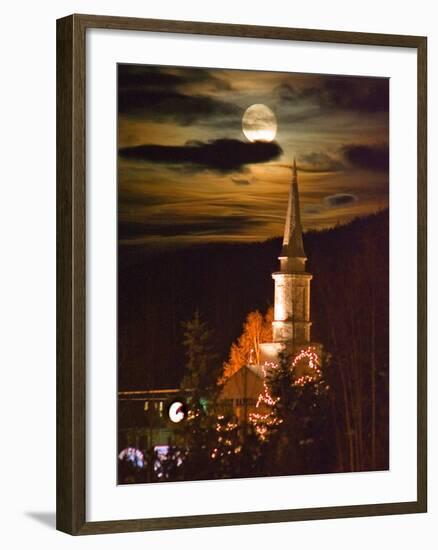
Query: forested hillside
118,210,389,472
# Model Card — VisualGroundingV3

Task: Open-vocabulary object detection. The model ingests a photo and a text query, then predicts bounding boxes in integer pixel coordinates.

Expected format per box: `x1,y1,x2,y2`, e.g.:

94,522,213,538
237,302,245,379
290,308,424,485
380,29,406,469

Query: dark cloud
299,144,388,174
119,215,266,239
118,89,240,125
280,108,324,125
277,76,389,113
231,177,252,186
303,205,322,215
342,144,389,172
119,65,232,92
118,65,185,89
119,139,283,174
324,193,358,207
118,192,169,207
169,67,232,91
118,65,237,124
298,152,344,173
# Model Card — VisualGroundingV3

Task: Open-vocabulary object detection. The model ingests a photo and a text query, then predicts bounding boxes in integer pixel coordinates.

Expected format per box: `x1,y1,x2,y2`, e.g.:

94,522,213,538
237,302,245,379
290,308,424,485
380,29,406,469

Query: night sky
118,64,389,248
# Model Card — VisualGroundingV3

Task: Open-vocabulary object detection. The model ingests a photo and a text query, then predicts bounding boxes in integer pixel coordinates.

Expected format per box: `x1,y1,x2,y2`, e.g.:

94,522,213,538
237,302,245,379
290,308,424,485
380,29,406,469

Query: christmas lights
256,361,280,408
249,347,322,439
210,416,240,459
292,347,322,387
248,362,282,440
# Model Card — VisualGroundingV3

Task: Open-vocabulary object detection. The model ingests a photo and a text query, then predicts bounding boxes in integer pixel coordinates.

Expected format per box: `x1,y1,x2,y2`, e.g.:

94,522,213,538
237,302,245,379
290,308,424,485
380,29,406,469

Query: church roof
280,158,306,259
247,362,280,380
222,363,267,382
247,363,264,378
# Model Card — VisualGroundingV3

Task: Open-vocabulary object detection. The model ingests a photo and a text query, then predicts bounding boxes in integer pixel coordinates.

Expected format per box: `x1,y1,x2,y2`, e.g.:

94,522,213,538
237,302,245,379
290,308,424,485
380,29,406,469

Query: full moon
242,104,277,143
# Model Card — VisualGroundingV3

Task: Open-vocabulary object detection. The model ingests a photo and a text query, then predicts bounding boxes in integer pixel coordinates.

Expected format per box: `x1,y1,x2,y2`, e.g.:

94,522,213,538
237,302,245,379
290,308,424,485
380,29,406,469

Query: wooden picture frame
56,13,427,535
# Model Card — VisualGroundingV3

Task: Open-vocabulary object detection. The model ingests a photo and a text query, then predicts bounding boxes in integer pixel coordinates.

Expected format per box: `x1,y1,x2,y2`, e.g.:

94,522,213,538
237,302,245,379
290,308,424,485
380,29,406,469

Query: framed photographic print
56,14,427,535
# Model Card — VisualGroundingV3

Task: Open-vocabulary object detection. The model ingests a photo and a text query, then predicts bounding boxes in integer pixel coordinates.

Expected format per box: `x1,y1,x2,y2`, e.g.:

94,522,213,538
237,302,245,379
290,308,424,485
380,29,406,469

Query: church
118,159,322,450
219,159,323,426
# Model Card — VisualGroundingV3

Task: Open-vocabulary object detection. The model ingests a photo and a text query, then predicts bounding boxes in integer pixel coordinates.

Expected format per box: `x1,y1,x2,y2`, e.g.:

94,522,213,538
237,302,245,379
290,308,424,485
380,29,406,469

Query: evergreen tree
175,311,222,480
180,309,220,401
176,310,265,480
251,348,333,476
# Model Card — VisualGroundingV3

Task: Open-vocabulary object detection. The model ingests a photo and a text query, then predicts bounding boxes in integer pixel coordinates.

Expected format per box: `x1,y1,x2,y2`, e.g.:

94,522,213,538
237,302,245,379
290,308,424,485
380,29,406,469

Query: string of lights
292,347,322,387
249,347,322,439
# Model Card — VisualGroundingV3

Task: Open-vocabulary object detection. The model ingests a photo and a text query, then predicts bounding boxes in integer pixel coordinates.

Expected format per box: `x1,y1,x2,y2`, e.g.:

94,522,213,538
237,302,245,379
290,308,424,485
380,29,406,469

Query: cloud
298,144,388,174
118,191,170,207
324,193,358,207
342,144,389,172
277,76,389,113
119,139,283,174
118,89,240,125
298,152,344,173
118,65,237,124
303,205,322,215
118,65,185,89
119,215,266,239
167,67,232,91
231,177,252,186
119,65,232,92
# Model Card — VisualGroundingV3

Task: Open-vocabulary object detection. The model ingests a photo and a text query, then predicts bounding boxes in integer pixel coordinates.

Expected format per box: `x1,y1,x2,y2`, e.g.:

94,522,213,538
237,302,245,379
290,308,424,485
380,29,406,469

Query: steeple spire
279,158,306,271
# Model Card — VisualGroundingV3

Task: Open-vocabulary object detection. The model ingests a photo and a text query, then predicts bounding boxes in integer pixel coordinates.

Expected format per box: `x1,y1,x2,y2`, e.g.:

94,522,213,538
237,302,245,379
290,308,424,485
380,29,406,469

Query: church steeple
279,158,306,273
257,155,320,362
269,156,313,345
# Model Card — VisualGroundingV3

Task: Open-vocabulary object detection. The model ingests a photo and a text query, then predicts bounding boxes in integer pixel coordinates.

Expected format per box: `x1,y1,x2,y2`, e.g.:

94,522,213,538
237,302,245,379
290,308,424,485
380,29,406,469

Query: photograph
116,63,390,484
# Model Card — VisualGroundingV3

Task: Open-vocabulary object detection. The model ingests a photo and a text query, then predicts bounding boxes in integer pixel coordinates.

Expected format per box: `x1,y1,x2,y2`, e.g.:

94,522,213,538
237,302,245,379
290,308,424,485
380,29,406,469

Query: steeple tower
271,159,312,346
280,158,306,272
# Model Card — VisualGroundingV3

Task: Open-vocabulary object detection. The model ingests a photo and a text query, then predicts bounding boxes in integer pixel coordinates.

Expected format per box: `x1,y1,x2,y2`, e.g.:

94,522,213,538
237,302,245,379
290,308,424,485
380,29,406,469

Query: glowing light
210,417,239,459
256,361,280,408
249,347,322,440
169,401,186,423
242,104,277,143
292,347,322,387
249,361,282,440
153,445,184,477
118,447,144,468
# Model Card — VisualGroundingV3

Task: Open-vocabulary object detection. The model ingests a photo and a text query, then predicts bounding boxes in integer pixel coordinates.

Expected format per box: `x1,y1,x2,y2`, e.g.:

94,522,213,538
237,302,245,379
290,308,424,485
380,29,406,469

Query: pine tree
180,309,220,401
176,310,266,480
250,348,332,476
175,311,222,480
